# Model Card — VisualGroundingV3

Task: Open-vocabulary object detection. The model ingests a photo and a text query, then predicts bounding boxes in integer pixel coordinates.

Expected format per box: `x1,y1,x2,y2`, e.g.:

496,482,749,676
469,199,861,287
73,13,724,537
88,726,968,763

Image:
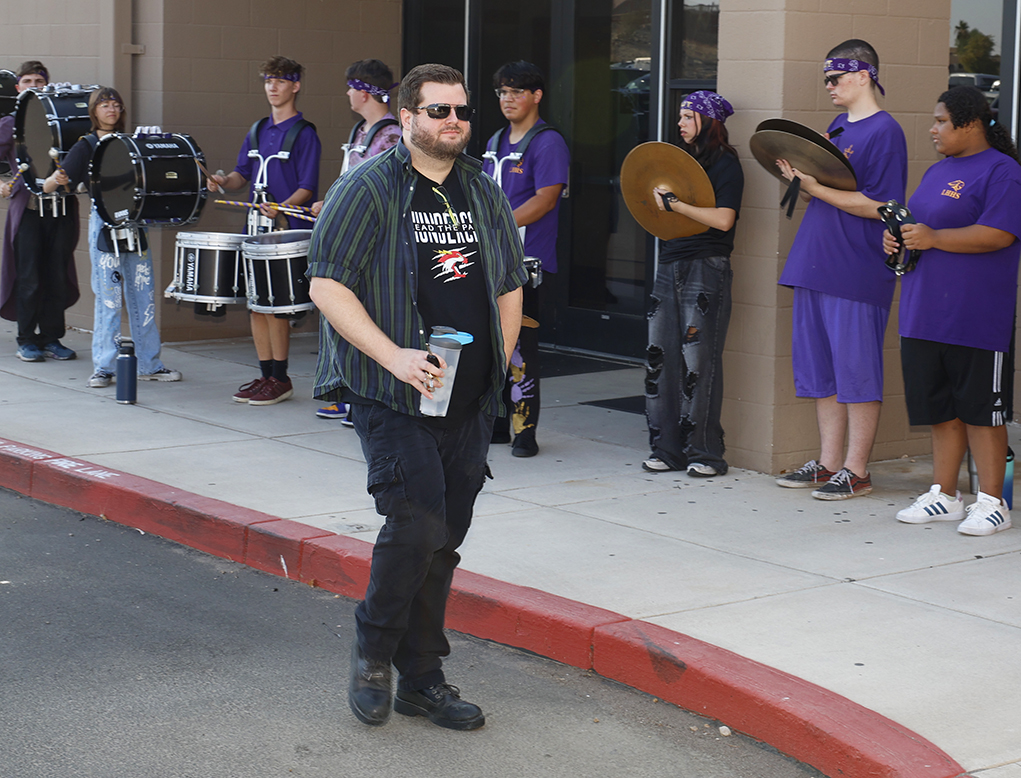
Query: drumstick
196,159,224,193
215,199,316,218
49,148,71,193
2,163,29,197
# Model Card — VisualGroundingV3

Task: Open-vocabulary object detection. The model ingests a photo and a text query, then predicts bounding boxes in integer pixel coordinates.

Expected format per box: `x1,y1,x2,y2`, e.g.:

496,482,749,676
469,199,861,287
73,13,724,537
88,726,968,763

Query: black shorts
901,337,1013,427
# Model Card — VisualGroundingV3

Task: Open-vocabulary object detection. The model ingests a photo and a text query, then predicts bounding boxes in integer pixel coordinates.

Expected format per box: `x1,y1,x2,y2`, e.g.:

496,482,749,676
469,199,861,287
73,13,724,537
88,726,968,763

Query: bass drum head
92,135,138,226
15,91,56,194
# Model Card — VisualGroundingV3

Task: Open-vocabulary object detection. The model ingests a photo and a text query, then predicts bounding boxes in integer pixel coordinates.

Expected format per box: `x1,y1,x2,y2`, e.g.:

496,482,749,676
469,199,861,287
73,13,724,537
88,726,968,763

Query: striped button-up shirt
307,140,528,418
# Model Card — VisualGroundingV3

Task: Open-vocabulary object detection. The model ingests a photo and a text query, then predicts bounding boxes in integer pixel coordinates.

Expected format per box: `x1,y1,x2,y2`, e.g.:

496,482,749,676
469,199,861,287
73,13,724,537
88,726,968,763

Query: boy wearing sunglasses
482,61,569,458
308,64,527,731
773,39,907,500
0,60,80,364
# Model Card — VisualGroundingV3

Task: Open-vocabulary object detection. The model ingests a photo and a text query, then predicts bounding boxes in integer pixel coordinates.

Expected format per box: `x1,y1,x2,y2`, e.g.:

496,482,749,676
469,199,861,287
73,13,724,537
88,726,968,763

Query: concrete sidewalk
2,326,1019,778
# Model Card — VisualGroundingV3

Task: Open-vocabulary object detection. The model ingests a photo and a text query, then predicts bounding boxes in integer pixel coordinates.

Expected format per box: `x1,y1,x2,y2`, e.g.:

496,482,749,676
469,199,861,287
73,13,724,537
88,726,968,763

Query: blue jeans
89,210,166,375
645,256,732,474
350,403,493,691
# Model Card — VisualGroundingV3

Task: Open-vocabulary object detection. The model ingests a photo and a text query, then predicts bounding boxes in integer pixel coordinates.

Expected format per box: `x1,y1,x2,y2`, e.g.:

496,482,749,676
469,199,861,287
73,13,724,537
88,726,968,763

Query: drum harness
482,123,568,289
340,116,399,175
245,116,315,236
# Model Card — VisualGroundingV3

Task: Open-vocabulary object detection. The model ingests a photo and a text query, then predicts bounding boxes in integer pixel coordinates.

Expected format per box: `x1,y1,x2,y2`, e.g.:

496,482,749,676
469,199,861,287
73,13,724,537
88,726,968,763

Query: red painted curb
447,568,629,669
0,437,967,778
592,620,963,778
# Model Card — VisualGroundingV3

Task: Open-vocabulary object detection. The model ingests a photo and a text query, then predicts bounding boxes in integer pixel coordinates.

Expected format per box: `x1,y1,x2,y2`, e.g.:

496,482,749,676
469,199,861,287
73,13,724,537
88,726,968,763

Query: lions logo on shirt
941,180,965,199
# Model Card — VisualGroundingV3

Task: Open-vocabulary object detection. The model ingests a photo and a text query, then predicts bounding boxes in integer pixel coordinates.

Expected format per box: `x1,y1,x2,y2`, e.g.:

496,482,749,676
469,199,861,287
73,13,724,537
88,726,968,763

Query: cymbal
749,118,857,191
620,141,715,240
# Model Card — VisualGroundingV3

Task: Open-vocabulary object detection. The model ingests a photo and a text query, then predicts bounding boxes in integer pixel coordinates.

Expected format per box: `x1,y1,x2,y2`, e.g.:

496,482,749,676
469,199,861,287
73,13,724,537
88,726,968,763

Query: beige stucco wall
718,0,951,473
1,0,403,343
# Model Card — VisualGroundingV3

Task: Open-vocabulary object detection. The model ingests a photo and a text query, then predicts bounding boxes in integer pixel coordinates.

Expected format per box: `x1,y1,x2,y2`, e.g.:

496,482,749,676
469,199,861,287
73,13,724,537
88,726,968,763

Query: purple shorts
792,287,889,403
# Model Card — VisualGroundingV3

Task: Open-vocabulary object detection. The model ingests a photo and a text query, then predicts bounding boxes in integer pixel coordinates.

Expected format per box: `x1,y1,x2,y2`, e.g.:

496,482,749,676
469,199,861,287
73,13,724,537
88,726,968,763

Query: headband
680,90,734,123
823,58,885,96
263,72,300,83
348,78,399,103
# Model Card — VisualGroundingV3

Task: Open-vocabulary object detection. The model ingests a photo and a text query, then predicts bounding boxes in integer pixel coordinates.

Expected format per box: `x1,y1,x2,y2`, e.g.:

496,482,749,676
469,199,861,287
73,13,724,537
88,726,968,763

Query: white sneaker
958,495,1012,536
642,457,676,472
686,462,718,478
896,485,964,524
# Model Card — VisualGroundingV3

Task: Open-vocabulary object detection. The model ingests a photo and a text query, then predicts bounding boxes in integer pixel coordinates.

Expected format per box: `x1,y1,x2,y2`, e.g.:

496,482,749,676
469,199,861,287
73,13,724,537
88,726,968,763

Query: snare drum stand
246,148,290,236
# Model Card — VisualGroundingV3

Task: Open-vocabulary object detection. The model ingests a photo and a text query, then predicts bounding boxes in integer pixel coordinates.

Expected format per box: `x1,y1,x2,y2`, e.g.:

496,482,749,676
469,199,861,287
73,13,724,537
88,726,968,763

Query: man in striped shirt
308,64,526,731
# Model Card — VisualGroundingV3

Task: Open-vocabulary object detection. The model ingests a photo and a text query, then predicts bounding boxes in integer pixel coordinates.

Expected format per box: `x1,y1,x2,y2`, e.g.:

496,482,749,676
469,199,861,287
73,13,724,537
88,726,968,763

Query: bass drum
14,87,94,194
91,132,207,227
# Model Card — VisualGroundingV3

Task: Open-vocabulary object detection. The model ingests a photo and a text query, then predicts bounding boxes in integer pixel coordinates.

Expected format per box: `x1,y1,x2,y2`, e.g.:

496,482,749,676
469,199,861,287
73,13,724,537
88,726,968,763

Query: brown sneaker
248,377,294,406
233,377,269,403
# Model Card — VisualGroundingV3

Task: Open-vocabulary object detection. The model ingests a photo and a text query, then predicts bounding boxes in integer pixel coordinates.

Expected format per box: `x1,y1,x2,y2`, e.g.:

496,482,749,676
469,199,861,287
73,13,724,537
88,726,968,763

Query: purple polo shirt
482,118,570,273
234,111,321,229
900,147,1021,353
778,110,907,309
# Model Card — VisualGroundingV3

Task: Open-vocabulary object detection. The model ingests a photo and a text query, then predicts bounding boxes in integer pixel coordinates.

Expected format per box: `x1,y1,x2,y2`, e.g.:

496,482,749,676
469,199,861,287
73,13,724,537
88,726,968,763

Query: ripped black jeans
645,255,732,474
350,403,493,691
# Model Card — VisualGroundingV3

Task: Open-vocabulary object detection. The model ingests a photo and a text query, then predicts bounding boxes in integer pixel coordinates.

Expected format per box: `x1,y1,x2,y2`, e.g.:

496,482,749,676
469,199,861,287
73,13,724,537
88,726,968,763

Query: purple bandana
823,57,885,96
680,90,734,123
348,78,399,103
263,72,300,83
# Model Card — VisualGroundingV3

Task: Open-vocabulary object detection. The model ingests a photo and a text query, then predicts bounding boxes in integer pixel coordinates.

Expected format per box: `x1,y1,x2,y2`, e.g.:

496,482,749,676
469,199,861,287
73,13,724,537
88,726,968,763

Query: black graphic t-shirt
412,170,492,425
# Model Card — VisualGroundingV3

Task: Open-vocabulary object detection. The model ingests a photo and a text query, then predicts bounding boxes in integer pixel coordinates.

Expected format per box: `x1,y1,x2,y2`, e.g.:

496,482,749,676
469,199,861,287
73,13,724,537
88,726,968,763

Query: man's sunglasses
413,103,475,121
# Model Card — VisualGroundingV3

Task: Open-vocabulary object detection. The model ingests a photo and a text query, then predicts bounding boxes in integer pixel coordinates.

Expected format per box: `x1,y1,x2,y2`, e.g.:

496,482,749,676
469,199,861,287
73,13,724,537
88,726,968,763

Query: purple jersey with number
899,147,1021,352
234,112,321,229
778,110,907,309
482,119,569,273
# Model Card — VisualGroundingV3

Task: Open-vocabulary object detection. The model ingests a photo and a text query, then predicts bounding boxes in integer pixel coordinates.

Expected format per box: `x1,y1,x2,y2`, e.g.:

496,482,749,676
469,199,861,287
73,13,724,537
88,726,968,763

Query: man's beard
410,119,471,161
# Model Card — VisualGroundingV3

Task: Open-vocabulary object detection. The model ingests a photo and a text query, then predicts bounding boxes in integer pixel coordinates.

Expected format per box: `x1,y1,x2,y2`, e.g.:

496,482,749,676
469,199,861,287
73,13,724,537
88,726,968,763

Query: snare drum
242,230,315,314
14,86,95,194
90,131,207,227
167,232,247,307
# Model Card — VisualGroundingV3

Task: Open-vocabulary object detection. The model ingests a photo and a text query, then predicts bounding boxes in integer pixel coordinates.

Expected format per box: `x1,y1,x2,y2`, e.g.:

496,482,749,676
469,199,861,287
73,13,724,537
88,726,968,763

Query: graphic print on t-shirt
411,172,492,423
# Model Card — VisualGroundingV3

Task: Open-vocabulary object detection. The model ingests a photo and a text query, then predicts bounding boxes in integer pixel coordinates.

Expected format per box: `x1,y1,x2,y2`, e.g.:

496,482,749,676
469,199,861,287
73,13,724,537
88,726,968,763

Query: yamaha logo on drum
145,142,178,149
185,250,198,292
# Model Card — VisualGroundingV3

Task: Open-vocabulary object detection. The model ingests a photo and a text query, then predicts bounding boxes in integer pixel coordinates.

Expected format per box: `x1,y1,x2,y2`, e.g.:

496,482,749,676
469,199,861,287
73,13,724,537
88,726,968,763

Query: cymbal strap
780,176,801,219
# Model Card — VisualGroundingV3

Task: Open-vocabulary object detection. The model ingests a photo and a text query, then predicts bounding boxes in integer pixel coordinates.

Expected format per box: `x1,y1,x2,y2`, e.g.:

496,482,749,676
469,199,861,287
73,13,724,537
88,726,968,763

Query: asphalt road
0,488,824,778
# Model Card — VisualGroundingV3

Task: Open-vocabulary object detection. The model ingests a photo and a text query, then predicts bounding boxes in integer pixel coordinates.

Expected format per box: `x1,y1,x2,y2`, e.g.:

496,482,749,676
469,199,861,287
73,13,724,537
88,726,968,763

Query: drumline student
0,60,80,363
774,39,908,500
644,90,743,478
207,55,321,407
312,58,401,422
885,86,1021,536
44,87,182,387
481,60,570,458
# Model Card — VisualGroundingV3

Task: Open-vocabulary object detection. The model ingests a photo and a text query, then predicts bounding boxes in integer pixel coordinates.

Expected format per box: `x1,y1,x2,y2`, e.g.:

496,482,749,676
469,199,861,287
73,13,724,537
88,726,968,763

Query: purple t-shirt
779,110,907,309
899,147,1021,352
234,112,321,229
482,119,569,273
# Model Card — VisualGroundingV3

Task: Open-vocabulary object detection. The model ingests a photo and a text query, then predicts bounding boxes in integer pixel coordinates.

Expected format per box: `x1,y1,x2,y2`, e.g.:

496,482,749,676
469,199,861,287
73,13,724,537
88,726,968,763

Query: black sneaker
811,468,873,500
394,683,485,731
775,460,837,488
511,428,538,458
